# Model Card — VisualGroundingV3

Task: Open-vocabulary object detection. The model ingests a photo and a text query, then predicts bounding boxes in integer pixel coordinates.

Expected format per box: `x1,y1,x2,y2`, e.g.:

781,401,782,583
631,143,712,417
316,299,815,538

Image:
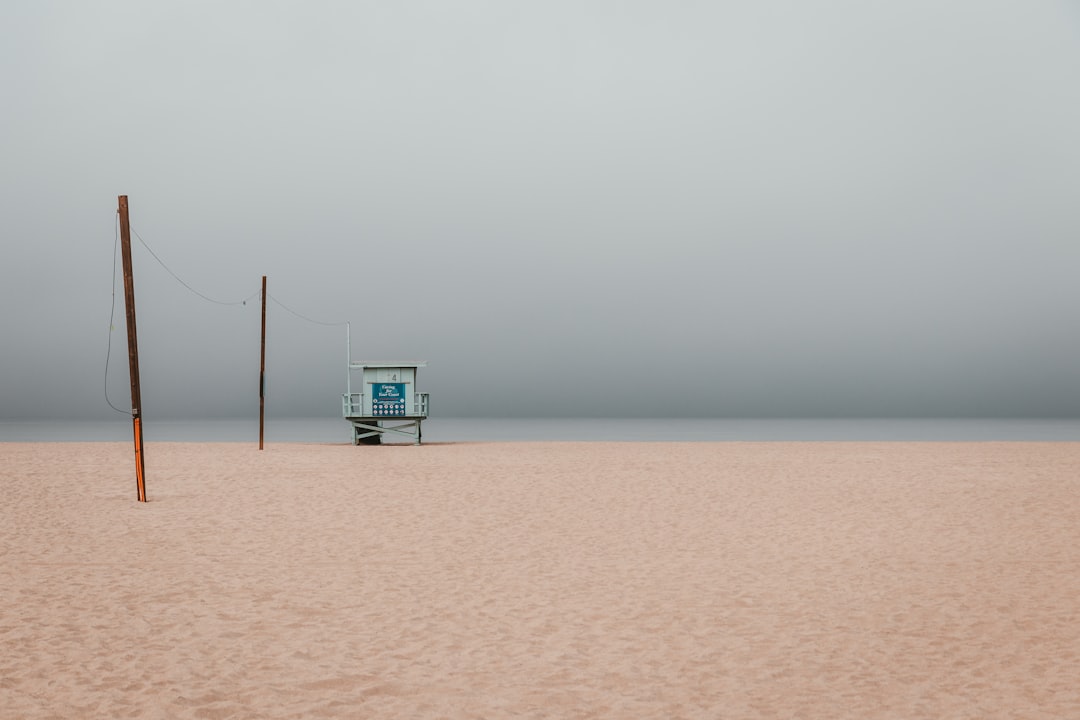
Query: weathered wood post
117,195,147,502
260,275,267,449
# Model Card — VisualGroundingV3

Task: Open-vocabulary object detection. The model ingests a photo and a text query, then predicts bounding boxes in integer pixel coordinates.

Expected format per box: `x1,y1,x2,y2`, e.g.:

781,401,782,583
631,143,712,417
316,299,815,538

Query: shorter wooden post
259,275,267,450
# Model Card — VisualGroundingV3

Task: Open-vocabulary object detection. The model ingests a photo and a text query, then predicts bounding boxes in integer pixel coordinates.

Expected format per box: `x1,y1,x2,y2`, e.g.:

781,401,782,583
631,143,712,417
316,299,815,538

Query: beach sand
2,440,1078,719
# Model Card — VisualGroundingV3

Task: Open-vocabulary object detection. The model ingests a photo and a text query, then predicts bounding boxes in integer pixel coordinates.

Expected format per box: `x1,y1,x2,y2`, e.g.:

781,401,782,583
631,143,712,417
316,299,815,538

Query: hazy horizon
3,1,1078,421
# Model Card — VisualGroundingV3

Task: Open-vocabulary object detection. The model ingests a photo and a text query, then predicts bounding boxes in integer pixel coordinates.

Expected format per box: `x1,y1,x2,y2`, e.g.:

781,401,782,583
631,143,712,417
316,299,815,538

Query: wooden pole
117,195,147,502
259,275,267,449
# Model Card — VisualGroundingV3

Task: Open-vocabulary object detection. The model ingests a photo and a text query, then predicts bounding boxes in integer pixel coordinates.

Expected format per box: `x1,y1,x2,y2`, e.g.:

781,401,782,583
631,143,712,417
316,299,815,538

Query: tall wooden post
259,275,267,449
117,195,147,502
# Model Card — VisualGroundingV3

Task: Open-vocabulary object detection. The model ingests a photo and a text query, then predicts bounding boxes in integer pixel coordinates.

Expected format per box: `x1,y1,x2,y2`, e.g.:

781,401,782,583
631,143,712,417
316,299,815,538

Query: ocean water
1,417,1079,443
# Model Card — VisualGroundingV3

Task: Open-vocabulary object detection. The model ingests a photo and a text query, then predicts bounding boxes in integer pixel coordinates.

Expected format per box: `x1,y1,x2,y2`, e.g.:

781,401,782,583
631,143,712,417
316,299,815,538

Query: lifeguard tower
342,361,429,445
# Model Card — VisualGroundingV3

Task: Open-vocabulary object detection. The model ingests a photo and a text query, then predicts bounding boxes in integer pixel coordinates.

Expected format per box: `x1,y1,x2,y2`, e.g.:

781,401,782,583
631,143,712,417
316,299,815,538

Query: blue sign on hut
343,361,429,445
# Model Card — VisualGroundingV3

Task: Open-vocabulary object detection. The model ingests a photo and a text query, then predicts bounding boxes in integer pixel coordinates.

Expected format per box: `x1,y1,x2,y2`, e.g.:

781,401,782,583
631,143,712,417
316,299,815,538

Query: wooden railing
342,393,429,417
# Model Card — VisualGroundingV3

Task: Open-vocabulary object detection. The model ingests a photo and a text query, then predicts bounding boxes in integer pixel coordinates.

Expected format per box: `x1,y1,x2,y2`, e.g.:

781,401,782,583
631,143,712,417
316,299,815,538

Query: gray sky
2,1,1079,420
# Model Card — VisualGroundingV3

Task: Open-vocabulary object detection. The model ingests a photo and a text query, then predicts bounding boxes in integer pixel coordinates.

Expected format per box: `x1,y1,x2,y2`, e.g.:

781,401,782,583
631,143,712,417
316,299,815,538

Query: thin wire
132,228,259,306
105,212,132,416
104,218,349,418
267,293,349,326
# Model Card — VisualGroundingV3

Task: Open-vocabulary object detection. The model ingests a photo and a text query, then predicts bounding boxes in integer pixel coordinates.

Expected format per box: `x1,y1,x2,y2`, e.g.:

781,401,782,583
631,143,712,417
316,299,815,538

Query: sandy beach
2,440,1078,719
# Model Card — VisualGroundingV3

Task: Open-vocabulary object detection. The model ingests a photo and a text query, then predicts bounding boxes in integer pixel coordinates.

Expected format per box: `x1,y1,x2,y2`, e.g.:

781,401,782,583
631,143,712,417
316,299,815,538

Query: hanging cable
103,206,365,431
104,212,133,415
132,228,260,306
267,292,349,326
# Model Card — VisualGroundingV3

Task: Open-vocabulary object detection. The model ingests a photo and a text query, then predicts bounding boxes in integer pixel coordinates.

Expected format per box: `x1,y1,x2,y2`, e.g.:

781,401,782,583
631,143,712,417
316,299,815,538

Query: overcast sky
2,1,1078,420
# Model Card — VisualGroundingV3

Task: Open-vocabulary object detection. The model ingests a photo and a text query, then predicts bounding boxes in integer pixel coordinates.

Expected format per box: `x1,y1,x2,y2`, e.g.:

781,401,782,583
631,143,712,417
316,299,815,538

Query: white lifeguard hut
342,362,429,444
342,353,429,444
